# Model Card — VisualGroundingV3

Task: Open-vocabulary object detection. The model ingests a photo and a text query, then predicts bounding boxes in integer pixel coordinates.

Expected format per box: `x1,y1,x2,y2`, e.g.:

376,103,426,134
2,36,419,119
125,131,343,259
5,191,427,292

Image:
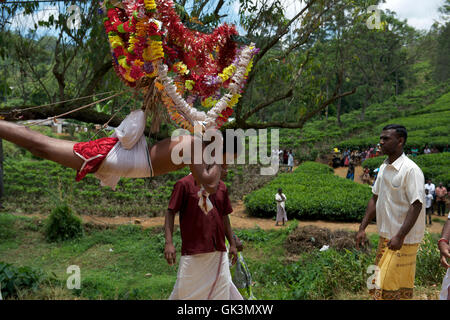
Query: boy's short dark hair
382,124,407,145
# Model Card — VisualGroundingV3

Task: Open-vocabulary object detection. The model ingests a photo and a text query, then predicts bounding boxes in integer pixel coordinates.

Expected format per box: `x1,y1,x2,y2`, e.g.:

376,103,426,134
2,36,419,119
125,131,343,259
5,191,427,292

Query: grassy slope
0,214,444,300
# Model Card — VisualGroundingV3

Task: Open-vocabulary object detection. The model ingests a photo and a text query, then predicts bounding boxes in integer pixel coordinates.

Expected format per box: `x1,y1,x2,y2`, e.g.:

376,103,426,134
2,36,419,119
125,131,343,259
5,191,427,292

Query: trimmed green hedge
244,162,372,222
362,153,450,187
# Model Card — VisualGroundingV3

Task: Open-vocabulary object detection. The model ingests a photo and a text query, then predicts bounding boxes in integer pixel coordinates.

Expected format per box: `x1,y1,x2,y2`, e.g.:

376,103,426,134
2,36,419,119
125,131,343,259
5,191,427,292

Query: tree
0,0,419,132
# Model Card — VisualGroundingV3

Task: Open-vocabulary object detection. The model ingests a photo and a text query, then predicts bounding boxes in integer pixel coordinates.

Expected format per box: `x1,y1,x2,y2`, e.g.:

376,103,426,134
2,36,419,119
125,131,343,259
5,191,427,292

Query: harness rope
23,91,125,128
1,91,117,114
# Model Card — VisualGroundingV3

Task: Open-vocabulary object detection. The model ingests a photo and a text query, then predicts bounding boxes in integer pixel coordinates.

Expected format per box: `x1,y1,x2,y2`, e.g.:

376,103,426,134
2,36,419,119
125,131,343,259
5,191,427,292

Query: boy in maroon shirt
165,162,242,300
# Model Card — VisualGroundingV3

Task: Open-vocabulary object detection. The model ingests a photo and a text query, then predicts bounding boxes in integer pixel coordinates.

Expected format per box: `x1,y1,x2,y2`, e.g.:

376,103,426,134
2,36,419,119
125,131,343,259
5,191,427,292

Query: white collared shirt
424,183,435,195
372,153,425,244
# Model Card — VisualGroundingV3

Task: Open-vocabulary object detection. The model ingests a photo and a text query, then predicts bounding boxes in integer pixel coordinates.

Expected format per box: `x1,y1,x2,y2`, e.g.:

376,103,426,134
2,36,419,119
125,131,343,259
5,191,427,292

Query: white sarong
275,193,287,222
440,268,450,300
169,251,243,300
94,110,153,189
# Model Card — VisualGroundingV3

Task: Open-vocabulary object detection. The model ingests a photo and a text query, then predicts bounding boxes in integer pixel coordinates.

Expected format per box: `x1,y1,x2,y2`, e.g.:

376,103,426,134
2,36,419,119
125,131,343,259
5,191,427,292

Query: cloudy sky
234,0,446,31
380,0,445,30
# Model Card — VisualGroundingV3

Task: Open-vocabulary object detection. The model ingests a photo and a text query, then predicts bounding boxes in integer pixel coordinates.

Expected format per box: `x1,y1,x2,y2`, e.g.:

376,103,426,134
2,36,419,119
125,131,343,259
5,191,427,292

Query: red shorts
73,137,119,181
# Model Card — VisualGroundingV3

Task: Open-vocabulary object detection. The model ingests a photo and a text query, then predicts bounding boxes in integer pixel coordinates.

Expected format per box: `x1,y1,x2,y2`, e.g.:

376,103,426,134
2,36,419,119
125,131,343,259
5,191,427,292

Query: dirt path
17,200,447,234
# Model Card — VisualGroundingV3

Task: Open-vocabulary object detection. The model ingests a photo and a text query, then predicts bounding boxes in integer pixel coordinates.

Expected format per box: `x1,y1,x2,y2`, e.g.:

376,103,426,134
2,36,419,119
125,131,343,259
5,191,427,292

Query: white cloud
379,0,445,30
11,5,60,32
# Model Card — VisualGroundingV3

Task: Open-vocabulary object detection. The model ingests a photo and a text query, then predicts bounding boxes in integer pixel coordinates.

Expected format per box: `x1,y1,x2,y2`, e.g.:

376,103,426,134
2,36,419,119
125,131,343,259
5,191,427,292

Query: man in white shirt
424,179,436,213
356,124,425,300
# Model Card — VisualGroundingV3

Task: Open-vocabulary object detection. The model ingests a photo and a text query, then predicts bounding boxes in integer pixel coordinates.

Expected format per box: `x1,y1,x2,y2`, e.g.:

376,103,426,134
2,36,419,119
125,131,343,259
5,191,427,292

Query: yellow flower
228,94,241,107
144,0,157,11
201,97,218,108
109,35,124,49
174,62,189,75
142,40,164,62
118,56,129,68
218,65,236,82
128,34,139,53
134,59,144,67
245,58,254,77
123,70,135,82
185,80,195,90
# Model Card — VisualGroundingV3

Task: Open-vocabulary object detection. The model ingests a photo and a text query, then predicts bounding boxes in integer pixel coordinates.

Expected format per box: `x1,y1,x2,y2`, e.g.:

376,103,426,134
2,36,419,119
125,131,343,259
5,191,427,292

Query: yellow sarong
369,237,419,300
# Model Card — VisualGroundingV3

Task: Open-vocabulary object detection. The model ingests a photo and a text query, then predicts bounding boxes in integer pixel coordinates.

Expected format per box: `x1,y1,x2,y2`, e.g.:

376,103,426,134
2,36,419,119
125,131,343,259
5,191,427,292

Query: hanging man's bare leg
0,120,223,193
0,120,83,170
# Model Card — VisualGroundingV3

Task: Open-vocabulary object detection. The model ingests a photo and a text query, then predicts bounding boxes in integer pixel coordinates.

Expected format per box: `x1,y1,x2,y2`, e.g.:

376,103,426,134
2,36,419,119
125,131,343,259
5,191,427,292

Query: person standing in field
356,124,425,300
275,188,287,226
164,161,242,300
425,189,433,226
436,182,448,217
346,157,355,181
424,179,436,214
362,166,371,185
287,151,294,172
438,212,450,300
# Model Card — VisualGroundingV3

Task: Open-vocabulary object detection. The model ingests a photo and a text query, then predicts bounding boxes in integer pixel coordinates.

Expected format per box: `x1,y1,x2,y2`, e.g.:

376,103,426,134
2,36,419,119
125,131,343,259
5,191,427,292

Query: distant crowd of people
272,149,295,172
424,179,449,226
408,144,450,157
330,143,450,185
332,143,450,170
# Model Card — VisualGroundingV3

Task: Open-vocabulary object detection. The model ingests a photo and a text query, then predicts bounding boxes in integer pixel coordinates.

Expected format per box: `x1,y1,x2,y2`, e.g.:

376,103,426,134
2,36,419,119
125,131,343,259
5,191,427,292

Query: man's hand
387,235,405,251
438,241,450,268
229,245,238,266
355,230,367,250
165,243,176,266
234,235,244,252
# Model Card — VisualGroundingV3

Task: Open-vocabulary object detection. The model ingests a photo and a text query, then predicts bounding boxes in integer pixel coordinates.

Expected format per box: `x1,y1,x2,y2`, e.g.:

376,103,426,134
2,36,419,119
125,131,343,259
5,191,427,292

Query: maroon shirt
168,174,233,256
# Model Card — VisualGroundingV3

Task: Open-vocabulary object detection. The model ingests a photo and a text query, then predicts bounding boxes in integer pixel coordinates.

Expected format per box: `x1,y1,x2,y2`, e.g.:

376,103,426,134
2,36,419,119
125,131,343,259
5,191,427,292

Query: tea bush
416,232,447,286
44,203,84,242
244,162,372,221
0,214,16,240
0,262,47,299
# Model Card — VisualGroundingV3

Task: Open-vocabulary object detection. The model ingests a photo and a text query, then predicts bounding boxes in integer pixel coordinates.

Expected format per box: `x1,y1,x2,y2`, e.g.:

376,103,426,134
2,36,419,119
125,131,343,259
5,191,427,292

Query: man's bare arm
164,209,177,266
356,194,377,249
223,215,237,265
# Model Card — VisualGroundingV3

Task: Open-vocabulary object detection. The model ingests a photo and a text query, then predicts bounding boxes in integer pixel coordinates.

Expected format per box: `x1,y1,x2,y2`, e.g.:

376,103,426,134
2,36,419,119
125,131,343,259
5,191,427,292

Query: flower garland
102,0,258,131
